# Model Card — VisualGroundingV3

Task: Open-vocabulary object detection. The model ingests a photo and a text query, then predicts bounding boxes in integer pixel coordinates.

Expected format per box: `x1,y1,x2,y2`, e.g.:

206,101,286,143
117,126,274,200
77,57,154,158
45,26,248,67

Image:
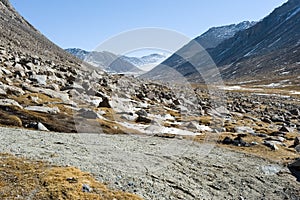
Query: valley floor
0,127,299,200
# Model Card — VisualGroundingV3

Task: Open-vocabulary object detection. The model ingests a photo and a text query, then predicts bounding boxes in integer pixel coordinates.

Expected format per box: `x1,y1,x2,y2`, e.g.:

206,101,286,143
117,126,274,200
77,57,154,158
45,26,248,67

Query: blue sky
11,0,287,51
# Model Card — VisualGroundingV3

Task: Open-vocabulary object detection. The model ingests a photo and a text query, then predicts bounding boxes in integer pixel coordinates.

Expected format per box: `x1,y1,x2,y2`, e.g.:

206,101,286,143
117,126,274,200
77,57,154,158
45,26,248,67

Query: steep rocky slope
144,0,300,83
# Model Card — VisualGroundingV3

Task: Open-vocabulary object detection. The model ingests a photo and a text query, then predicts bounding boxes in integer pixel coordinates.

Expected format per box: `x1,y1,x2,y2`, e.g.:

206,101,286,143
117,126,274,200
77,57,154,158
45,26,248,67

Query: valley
0,0,300,199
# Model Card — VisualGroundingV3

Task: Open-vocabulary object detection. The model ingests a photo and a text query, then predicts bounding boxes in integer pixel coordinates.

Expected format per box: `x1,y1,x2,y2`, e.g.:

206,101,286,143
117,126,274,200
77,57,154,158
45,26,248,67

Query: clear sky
10,0,287,51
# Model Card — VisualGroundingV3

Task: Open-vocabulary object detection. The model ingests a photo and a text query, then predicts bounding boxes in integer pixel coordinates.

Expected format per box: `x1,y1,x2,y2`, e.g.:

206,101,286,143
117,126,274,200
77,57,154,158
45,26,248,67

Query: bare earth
0,127,299,200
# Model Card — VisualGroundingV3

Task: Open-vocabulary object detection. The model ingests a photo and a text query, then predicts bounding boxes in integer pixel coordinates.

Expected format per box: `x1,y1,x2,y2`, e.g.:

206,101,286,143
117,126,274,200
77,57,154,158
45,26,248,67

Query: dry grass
0,153,143,200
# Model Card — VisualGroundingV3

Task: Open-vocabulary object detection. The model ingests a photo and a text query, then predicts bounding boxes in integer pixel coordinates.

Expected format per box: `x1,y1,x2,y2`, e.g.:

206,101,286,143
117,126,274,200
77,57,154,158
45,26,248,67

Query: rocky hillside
194,21,256,49
144,0,300,83
141,21,255,81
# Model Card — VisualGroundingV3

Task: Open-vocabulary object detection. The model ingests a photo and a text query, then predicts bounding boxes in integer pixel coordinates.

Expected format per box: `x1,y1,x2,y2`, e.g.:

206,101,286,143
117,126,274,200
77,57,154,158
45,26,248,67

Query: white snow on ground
253,93,291,98
290,91,300,95
218,85,263,91
118,122,203,136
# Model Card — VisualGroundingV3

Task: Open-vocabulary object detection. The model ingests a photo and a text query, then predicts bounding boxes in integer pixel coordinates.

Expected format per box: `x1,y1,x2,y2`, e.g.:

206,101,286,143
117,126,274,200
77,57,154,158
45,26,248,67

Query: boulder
264,141,279,151
279,125,292,133
38,122,49,131
98,97,111,108
136,116,152,124
234,126,255,134
294,137,300,146
78,108,99,119
135,109,148,117
29,74,47,85
0,99,23,109
290,109,300,116
25,106,60,114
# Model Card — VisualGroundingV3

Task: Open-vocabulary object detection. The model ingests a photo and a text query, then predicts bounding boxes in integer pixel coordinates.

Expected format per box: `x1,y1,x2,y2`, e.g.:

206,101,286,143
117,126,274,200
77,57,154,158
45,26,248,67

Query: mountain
66,48,142,74
121,53,167,67
121,53,167,71
211,0,300,81
141,21,256,81
143,0,300,83
66,48,167,73
194,21,256,49
0,1,82,68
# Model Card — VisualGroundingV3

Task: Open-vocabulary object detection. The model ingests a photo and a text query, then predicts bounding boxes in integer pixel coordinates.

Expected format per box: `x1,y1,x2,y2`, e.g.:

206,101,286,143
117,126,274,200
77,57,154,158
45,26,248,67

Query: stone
279,125,291,133
78,108,99,119
98,97,111,108
0,99,23,109
290,109,300,116
136,116,152,124
82,184,92,193
25,106,60,114
294,136,300,146
295,145,300,153
135,109,148,117
121,114,138,122
222,137,233,145
264,141,279,151
234,126,255,134
37,122,49,131
0,84,25,96
29,74,48,85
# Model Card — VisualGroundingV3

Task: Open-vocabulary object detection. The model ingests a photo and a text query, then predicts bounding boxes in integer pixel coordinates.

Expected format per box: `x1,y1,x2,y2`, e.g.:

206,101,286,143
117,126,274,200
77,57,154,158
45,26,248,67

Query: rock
290,109,300,116
37,122,49,131
136,116,152,124
0,84,25,96
0,99,23,109
234,126,255,134
135,109,148,117
288,159,300,181
294,136,300,146
295,145,300,153
82,184,92,193
279,125,291,133
233,136,249,147
264,141,279,151
121,114,138,122
25,106,60,114
98,97,111,108
29,74,47,85
261,165,282,175
186,122,212,132
262,117,272,124
0,88,6,95
78,108,99,119
222,137,233,145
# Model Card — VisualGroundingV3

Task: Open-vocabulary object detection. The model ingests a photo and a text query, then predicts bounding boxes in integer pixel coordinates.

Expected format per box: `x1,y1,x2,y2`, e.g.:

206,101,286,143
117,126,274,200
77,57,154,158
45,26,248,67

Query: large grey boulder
0,99,23,109
25,106,60,114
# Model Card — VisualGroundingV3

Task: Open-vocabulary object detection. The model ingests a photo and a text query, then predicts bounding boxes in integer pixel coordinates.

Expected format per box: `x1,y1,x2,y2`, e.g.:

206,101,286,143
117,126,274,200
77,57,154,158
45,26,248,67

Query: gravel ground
0,127,299,200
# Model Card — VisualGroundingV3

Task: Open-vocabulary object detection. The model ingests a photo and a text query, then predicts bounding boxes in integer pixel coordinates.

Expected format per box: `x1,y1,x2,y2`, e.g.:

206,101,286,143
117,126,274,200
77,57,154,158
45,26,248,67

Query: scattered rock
98,97,111,108
0,99,23,109
234,126,255,134
264,141,279,151
136,116,152,124
82,184,92,193
135,109,148,117
25,106,60,114
37,122,49,131
78,108,99,119
294,137,300,146
279,125,292,133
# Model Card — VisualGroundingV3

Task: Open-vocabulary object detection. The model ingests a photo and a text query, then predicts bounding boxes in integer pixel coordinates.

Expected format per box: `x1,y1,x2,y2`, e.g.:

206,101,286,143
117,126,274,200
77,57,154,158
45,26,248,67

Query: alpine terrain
0,0,299,199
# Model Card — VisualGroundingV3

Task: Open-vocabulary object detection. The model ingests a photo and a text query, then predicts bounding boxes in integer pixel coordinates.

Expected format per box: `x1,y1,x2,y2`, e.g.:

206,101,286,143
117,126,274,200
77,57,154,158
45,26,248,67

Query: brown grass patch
0,153,143,200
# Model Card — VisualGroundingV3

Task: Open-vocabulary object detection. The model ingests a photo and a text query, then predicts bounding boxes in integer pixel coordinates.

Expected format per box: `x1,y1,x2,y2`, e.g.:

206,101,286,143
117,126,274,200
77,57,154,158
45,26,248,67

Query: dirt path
0,127,299,200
